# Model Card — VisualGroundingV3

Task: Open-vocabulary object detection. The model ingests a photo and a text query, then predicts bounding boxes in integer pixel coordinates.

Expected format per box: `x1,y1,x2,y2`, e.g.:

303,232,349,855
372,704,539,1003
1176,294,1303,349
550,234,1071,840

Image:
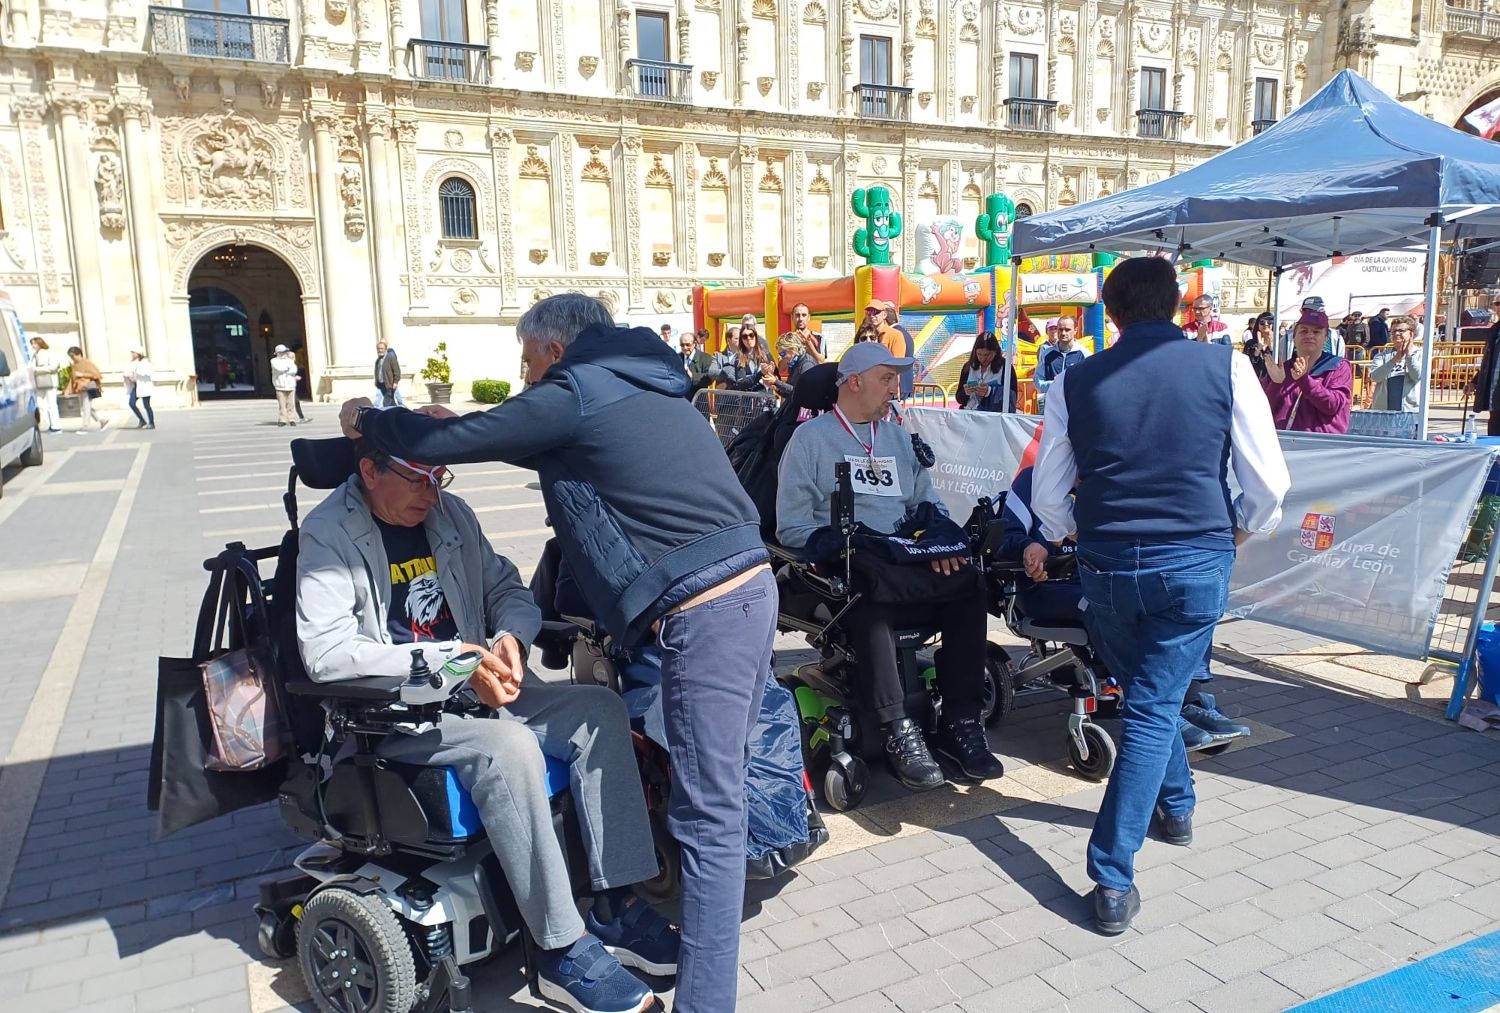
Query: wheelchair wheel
981,645,1017,728
1067,723,1116,782
634,810,682,906
821,756,868,812
298,886,418,1013
258,909,298,961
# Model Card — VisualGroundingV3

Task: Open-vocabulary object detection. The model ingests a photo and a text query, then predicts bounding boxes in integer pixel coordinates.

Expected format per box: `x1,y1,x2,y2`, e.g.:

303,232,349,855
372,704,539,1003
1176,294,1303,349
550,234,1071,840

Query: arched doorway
187,244,306,399
1456,85,1500,139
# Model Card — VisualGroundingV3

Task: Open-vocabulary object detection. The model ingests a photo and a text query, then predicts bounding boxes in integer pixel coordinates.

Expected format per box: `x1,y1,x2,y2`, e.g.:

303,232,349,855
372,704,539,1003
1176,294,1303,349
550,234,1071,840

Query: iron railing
1447,4,1500,37
408,39,490,84
1004,97,1058,131
1136,108,1185,140
855,83,913,121
626,59,693,102
1252,118,1277,136
147,6,289,63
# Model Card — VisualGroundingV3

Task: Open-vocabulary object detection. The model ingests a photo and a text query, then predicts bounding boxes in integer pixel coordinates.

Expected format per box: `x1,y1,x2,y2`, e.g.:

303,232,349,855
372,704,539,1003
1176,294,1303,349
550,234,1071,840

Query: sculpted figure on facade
95,153,126,231
339,164,366,237
188,114,277,208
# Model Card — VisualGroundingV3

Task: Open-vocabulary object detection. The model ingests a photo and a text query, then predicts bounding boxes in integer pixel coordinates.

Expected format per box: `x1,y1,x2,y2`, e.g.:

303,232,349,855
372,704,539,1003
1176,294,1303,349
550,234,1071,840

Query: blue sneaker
1182,692,1251,740
1178,714,1215,750
535,935,654,1013
586,899,680,977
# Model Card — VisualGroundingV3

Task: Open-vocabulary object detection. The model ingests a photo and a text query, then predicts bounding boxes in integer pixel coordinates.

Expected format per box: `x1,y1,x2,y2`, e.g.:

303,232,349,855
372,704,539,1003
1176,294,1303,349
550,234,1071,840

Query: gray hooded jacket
296,473,542,682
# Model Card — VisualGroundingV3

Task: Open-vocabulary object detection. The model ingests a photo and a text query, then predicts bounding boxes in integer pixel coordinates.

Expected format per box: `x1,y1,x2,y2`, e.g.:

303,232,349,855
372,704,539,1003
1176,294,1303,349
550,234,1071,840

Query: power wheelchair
202,438,622,1013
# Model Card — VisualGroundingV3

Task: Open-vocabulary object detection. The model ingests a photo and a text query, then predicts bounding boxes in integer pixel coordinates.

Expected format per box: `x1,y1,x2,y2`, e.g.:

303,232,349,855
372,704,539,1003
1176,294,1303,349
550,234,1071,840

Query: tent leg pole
1004,260,1020,413
1271,268,1284,358
1418,223,1442,441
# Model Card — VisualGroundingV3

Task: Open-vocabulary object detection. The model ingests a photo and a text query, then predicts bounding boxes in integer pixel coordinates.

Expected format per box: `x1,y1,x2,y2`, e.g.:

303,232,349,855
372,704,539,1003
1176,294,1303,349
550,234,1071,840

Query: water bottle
1463,411,1477,443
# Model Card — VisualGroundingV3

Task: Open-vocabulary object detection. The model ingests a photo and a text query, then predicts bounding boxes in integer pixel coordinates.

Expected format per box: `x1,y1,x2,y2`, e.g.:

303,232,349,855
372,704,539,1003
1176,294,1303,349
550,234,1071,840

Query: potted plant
422,342,453,404
57,363,80,418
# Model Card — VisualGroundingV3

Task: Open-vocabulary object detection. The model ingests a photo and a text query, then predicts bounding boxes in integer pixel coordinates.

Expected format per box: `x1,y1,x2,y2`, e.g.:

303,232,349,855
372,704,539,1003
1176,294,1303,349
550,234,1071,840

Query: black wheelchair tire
298,886,418,1013
1068,723,1117,782
821,757,868,812
258,910,297,961
634,810,683,906
981,645,1016,728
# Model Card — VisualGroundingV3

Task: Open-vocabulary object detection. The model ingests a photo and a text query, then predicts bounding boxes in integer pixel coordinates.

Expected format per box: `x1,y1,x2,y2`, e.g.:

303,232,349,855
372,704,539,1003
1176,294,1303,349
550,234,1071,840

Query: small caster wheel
257,910,297,961
821,756,868,812
634,810,683,905
981,644,1017,728
1068,723,1117,781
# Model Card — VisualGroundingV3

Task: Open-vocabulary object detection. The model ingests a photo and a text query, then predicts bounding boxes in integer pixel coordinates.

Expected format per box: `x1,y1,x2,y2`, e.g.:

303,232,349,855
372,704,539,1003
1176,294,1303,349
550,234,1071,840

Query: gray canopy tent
1009,69,1500,437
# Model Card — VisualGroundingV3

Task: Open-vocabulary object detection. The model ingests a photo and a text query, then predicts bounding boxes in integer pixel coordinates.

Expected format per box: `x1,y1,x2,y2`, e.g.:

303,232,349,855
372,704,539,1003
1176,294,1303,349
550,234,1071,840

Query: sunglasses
388,455,454,490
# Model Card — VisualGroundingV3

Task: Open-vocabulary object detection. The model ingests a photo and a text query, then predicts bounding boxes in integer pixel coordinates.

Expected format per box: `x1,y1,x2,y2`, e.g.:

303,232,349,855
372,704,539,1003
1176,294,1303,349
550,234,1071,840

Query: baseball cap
1296,308,1329,332
1301,296,1326,313
837,342,915,384
274,344,289,353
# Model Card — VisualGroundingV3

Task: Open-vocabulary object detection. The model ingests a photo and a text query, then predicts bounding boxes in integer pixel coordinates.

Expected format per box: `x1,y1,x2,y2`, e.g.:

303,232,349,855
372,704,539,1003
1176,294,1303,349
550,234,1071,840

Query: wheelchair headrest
788,362,840,416
290,437,359,490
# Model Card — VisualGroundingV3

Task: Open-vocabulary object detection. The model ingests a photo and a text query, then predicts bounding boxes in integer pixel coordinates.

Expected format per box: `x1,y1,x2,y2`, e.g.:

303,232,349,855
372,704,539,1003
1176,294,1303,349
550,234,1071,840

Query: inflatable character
916,216,965,275
852,186,903,266
976,193,1016,267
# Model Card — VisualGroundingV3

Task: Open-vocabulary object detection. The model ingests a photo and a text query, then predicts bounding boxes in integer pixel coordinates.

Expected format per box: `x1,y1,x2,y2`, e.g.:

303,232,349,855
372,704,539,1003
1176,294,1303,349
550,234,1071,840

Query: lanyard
833,406,878,460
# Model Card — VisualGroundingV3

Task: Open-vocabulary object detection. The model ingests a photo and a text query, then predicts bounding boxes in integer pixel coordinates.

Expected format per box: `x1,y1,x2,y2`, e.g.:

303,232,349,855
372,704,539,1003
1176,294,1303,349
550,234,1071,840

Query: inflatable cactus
976,193,1016,266
852,186,902,266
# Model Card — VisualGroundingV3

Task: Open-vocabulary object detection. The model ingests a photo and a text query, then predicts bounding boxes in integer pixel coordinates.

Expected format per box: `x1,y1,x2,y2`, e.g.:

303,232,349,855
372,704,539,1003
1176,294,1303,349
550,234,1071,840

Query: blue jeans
657,568,775,1013
1076,541,1234,892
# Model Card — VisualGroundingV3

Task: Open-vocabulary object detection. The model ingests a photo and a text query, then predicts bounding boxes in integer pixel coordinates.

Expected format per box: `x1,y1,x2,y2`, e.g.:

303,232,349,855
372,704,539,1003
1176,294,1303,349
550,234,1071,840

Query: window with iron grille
439,177,477,239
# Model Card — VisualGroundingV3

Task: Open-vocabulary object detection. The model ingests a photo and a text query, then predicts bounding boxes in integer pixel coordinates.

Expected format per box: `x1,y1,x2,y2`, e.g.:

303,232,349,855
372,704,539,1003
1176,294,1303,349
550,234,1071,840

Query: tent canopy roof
1011,70,1500,268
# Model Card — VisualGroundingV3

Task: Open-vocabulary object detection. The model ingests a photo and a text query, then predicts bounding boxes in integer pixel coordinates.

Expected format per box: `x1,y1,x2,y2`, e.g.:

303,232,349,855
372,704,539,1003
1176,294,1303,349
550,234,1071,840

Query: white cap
274,344,289,353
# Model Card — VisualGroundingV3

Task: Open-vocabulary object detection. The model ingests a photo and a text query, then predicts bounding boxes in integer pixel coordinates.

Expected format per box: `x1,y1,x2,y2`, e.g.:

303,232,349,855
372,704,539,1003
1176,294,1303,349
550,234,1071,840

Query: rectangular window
1009,54,1038,100
859,35,892,86
1255,78,1278,122
420,0,468,42
637,11,669,63
1140,68,1167,110
185,0,251,11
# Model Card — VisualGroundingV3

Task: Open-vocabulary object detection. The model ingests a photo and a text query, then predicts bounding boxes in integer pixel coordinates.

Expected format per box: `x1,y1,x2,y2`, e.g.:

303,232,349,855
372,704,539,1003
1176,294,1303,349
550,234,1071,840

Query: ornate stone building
3,0,1477,400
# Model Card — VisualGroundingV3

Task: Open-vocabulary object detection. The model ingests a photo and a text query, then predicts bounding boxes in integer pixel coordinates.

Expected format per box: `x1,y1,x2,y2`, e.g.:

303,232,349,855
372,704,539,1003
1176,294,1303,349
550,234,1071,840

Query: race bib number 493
844,455,904,497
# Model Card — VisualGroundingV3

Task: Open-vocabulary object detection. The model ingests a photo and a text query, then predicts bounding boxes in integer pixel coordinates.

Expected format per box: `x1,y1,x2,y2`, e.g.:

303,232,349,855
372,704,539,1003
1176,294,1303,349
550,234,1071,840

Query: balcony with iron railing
408,39,490,84
1252,118,1277,136
147,6,289,63
855,83,913,122
626,59,693,102
1004,97,1058,132
1136,108,1185,140
1446,4,1500,37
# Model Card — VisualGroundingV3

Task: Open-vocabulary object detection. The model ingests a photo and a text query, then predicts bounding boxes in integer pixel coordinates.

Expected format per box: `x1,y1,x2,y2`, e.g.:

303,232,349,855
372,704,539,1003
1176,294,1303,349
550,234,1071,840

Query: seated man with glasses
297,433,676,1013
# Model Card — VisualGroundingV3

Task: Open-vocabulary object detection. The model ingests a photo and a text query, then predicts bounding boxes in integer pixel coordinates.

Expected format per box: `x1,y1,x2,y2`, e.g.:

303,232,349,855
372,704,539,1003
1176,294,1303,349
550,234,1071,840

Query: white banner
1277,253,1429,319
902,410,1495,659
1020,272,1099,307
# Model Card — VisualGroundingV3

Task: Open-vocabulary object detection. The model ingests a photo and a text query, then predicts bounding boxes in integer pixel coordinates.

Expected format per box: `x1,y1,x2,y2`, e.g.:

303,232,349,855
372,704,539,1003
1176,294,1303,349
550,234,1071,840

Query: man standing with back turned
1032,257,1290,934
340,293,774,1012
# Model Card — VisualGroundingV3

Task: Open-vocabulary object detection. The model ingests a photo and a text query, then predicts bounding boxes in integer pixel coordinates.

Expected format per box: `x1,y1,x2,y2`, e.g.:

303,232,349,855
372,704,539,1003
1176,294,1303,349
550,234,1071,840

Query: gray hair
517,292,614,349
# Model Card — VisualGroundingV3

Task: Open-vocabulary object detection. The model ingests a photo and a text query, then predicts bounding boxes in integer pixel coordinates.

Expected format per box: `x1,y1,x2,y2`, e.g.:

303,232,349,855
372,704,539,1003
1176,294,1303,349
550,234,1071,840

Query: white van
0,289,43,496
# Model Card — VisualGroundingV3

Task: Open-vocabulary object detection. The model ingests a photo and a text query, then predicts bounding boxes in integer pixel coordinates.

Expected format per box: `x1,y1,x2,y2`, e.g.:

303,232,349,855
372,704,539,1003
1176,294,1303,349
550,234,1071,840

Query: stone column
364,108,402,344
738,141,757,281
487,124,519,310
622,134,643,311
309,107,344,367
355,0,384,72
114,93,172,370
50,90,112,357
484,0,502,83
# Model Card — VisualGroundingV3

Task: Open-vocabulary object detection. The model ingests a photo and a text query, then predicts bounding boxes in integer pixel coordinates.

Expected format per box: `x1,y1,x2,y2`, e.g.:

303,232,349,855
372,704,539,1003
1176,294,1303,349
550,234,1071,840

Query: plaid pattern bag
201,644,284,771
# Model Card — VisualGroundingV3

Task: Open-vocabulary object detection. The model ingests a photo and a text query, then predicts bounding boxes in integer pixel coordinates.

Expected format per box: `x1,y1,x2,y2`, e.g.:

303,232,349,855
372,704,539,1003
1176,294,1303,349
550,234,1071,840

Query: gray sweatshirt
776,410,946,548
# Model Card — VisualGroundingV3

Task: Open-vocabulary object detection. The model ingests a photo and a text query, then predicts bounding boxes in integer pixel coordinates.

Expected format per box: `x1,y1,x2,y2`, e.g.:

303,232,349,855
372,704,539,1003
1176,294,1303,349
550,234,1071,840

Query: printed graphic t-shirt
376,518,459,645
1380,358,1410,411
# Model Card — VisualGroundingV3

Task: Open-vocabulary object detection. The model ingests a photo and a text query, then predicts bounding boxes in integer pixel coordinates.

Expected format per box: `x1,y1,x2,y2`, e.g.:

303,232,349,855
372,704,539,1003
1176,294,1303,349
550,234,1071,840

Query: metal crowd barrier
691,388,774,447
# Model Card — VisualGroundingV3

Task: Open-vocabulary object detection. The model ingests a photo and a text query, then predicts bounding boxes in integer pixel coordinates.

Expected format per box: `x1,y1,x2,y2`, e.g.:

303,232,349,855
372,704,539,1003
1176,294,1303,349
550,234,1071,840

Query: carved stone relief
172,113,285,210
95,153,126,232
339,164,365,237
166,220,318,295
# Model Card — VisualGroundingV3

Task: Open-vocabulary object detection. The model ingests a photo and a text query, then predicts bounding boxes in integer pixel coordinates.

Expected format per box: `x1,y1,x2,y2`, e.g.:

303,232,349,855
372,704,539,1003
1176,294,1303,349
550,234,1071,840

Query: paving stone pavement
1,402,1498,1013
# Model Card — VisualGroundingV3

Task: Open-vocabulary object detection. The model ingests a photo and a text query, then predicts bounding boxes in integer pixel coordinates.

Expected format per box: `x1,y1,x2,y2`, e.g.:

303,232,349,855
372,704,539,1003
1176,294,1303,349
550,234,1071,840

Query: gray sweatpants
376,678,658,949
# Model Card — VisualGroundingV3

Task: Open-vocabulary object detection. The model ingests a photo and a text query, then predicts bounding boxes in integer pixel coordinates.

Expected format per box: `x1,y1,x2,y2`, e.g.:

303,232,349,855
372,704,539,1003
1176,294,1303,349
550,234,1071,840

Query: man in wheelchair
775,344,1005,790
297,438,676,1013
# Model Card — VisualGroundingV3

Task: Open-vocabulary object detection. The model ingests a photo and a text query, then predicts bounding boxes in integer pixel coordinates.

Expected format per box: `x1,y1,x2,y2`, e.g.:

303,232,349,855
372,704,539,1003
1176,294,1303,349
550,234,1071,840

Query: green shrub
471,379,511,404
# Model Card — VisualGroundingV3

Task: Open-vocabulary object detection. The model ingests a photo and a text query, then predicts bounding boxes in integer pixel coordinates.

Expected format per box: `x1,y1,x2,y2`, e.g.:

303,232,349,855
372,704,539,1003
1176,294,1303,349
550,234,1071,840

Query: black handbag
148,546,288,836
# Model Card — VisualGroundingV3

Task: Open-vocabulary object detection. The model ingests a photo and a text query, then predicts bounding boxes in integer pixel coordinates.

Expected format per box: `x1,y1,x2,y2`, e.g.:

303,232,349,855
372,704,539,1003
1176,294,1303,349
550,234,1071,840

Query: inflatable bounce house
692,191,1221,407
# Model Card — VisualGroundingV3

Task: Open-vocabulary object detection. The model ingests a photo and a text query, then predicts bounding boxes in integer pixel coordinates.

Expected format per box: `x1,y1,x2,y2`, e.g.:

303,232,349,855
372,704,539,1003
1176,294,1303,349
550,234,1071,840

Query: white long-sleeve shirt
1033,351,1290,543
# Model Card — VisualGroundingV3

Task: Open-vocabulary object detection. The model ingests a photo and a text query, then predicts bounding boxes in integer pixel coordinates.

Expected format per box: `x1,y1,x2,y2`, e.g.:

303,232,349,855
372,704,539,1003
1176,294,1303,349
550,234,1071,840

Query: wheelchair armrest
765,540,814,565
286,676,406,701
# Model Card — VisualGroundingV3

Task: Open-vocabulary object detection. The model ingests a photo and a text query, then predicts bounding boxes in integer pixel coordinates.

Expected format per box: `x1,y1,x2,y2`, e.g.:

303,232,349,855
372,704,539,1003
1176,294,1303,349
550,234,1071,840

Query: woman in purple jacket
1259,307,1352,434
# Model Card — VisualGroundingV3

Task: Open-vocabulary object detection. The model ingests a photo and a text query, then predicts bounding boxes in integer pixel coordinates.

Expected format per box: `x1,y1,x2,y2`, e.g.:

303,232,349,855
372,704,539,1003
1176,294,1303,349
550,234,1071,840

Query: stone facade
1,1,1489,398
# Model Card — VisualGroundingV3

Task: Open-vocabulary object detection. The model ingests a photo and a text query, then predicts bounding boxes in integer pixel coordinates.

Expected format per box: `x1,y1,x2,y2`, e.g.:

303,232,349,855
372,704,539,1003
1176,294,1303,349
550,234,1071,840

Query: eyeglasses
387,455,454,490
1391,328,1414,335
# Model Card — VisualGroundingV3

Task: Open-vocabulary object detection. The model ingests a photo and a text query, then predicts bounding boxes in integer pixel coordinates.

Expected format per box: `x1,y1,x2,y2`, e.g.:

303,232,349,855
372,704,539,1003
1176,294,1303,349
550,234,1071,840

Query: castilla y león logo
1300,511,1336,551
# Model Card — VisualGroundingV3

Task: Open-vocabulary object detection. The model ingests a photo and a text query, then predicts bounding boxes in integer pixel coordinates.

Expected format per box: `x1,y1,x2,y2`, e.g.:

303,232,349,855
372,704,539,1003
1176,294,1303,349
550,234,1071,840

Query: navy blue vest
1062,321,1236,546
